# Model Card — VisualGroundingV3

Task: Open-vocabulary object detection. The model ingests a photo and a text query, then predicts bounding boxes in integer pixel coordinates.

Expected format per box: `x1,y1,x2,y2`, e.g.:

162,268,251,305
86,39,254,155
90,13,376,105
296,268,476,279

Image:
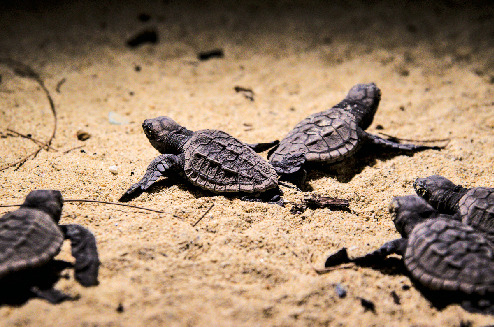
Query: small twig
192,204,214,227
0,199,183,218
0,204,19,208
6,128,58,151
55,78,66,93
64,199,181,217
234,86,254,101
0,58,57,171
63,145,84,154
378,132,450,144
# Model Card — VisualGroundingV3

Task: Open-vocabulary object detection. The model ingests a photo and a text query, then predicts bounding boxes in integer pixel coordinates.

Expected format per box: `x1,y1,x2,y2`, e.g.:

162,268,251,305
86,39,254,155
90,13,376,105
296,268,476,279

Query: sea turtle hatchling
268,83,441,183
0,190,100,304
119,116,282,203
414,175,494,239
322,194,494,314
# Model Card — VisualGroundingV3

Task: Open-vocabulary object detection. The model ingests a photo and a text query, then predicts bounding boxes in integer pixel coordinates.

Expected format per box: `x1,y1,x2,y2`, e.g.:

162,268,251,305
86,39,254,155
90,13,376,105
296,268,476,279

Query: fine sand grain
0,1,493,326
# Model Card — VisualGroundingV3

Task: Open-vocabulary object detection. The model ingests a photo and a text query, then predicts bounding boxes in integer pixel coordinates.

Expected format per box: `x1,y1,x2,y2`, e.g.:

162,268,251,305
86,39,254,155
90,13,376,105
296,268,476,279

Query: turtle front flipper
245,140,279,153
352,238,407,266
60,224,99,287
30,286,75,304
364,132,443,152
323,238,407,269
119,153,184,202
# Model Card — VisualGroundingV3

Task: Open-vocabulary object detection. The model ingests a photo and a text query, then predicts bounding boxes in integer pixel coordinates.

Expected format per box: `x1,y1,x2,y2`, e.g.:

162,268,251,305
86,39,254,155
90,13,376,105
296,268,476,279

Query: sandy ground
0,0,493,326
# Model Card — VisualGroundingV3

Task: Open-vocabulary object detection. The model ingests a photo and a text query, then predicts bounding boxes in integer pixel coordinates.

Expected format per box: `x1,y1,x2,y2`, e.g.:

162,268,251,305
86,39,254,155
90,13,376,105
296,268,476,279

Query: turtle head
389,195,437,237
22,190,64,223
345,83,381,129
413,175,464,212
142,116,192,153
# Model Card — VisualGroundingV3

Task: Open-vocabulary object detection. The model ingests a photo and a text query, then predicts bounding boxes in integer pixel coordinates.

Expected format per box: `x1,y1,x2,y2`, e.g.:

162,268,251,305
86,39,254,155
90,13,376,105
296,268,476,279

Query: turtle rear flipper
119,153,184,202
365,132,442,152
30,286,75,304
60,225,99,287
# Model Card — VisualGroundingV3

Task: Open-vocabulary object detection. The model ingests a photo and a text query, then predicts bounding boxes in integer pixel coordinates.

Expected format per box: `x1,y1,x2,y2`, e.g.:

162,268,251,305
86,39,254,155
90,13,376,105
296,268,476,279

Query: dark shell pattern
404,218,494,295
183,130,278,193
458,187,494,236
0,208,64,278
269,108,359,169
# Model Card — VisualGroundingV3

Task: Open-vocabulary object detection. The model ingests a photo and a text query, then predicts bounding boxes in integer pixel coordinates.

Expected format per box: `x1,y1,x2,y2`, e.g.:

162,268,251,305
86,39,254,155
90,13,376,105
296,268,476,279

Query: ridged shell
269,108,360,166
458,187,494,237
183,130,278,193
404,218,494,295
0,208,64,278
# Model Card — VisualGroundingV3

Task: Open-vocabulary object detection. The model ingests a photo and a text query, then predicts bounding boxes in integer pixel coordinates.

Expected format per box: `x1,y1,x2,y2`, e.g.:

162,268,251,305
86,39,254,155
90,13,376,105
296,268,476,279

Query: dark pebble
198,49,224,61
358,297,376,313
138,13,151,22
77,130,91,141
459,320,473,327
126,29,158,48
391,291,400,305
116,303,124,313
399,69,410,77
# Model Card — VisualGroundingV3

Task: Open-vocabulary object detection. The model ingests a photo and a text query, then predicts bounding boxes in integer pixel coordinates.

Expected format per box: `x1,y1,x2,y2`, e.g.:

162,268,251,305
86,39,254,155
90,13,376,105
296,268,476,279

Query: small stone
109,112,129,125
335,283,347,298
116,303,124,313
109,165,119,175
77,130,91,141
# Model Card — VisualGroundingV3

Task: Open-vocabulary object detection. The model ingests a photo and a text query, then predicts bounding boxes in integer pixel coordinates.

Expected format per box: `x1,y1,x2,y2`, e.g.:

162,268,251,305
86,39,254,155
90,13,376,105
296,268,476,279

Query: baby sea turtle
119,116,282,204
414,175,494,239
0,190,100,304
322,194,494,314
268,83,441,183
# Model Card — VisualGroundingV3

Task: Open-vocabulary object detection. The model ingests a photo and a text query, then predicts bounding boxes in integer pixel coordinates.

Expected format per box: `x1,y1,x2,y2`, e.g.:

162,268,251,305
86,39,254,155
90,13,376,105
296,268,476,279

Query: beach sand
0,0,493,325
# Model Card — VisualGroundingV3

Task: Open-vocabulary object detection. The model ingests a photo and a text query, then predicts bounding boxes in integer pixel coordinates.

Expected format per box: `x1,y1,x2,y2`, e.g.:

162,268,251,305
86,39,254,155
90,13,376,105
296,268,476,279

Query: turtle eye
142,125,152,135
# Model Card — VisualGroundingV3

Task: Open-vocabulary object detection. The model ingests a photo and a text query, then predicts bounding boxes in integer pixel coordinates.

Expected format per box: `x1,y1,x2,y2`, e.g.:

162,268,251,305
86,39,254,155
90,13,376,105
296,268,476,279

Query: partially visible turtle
119,116,282,204
268,83,441,183
322,194,494,314
414,175,494,238
0,190,100,304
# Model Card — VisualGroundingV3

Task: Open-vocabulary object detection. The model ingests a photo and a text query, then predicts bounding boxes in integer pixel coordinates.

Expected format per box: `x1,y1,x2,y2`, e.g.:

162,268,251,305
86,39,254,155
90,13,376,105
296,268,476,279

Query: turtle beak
413,178,428,198
142,122,153,139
